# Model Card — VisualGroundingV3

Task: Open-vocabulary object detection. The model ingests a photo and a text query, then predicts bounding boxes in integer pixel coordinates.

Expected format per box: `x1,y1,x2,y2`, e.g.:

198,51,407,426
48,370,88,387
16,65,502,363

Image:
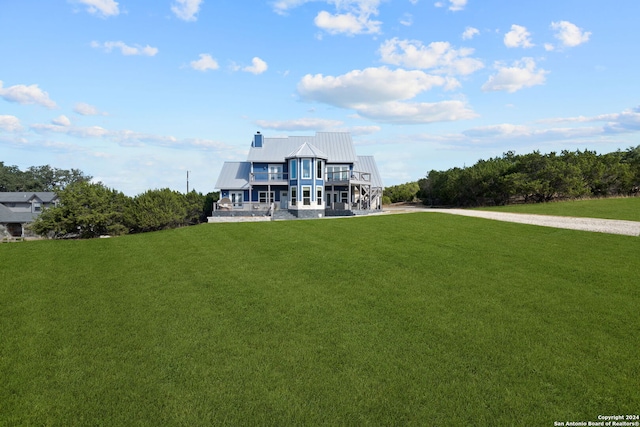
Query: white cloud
504,24,534,48
190,54,219,71
91,41,158,56
0,115,23,132
272,0,383,35
74,102,106,116
297,67,476,124
482,58,548,93
243,57,268,74
463,123,531,138
255,118,344,131
0,80,57,109
462,26,479,40
551,21,591,47
298,66,452,107
544,43,555,52
400,13,413,26
171,0,203,21
314,10,381,35
435,0,467,11
52,115,72,126
378,38,483,76
74,0,119,17
30,121,234,151
355,100,478,124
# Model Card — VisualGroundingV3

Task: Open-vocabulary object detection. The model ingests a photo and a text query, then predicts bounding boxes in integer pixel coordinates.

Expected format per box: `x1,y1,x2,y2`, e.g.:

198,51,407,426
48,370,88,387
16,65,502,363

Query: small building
0,192,58,237
212,132,383,220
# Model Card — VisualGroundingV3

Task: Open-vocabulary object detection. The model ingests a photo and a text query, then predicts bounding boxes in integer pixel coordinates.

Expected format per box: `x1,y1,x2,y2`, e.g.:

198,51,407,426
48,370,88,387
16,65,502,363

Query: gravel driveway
384,206,640,237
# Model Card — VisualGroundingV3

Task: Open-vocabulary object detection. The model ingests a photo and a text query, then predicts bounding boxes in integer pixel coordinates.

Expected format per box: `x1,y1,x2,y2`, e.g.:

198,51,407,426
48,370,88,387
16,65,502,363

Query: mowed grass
476,196,640,221
1,213,638,426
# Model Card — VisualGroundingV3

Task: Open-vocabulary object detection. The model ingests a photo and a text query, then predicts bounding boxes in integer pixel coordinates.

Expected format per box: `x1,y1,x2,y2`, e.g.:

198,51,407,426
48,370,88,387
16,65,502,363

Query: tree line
1,163,219,238
31,182,220,238
1,162,92,192
383,146,640,207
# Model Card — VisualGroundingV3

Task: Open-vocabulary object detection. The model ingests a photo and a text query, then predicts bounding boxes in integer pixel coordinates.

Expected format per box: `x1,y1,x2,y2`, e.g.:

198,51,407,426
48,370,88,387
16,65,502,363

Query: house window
316,160,323,179
317,188,322,206
302,186,311,205
231,192,243,208
327,165,348,181
302,159,311,179
259,191,275,203
290,159,297,179
341,192,348,203
269,165,283,180
291,187,297,206
33,203,41,212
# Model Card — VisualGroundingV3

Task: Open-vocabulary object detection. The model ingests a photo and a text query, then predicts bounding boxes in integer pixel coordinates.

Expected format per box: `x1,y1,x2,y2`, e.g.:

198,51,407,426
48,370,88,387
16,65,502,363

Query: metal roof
286,142,328,159
0,192,58,203
214,162,250,190
354,156,384,189
248,132,357,163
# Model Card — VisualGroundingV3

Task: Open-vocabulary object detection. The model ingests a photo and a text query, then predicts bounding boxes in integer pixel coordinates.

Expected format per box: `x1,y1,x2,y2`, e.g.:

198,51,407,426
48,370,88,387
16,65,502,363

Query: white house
212,132,383,219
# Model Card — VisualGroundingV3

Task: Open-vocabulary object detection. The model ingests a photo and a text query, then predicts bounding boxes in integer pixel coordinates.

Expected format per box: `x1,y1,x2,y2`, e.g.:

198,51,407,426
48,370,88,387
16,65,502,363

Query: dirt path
383,206,640,237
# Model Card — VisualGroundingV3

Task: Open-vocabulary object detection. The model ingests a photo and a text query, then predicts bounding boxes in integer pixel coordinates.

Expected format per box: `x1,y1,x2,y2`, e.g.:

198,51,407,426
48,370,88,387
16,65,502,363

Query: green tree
31,181,129,238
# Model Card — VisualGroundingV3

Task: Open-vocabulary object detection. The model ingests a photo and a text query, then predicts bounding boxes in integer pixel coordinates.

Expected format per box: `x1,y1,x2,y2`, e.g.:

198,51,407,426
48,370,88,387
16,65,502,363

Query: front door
280,190,288,209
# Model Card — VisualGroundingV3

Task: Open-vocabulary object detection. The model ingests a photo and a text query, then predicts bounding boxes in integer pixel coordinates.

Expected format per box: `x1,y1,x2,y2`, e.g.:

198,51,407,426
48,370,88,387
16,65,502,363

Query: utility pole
186,171,190,193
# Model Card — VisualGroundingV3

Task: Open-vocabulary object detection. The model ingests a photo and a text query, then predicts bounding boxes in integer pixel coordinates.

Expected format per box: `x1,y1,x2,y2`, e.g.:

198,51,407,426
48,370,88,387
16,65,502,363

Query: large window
291,187,297,206
290,159,297,179
302,159,311,179
317,188,322,206
302,186,311,205
259,191,275,203
316,160,323,179
327,165,348,181
269,165,283,180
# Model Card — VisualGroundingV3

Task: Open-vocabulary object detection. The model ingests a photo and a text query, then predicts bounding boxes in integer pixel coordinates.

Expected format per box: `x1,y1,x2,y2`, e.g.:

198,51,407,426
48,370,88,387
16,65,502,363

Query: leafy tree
31,181,129,238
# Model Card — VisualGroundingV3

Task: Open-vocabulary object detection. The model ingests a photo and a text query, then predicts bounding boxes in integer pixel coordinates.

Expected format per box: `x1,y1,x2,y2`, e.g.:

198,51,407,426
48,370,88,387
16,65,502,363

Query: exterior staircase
272,209,297,221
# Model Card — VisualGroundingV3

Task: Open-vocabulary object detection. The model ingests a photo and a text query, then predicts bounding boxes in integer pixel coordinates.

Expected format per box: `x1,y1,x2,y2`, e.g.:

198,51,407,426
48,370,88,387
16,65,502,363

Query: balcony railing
326,170,371,183
250,172,288,182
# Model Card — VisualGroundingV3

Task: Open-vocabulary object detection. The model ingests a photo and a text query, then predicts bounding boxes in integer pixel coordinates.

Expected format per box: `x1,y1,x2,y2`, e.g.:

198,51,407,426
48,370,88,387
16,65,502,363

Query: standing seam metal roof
247,132,356,163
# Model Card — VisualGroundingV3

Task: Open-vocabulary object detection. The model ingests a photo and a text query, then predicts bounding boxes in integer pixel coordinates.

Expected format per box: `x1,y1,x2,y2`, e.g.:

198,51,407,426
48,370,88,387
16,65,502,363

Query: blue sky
1,0,639,195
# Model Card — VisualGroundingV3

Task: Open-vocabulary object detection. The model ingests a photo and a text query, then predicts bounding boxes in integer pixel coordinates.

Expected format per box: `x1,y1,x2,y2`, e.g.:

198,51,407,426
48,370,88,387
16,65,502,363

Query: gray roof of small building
0,204,38,223
0,192,58,203
214,162,250,190
354,156,384,189
248,132,356,163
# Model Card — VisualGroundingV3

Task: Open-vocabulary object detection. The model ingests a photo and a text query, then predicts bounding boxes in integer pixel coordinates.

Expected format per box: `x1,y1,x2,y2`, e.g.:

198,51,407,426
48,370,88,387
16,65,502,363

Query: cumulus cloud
0,80,57,109
400,13,413,27
504,24,534,48
272,0,383,35
298,66,453,107
171,0,203,21
482,58,548,93
462,26,479,40
551,21,591,47
52,115,72,126
0,115,23,132
74,102,106,116
378,38,484,76
243,57,268,74
297,67,476,124
314,10,381,35
190,54,219,71
74,0,119,17
255,118,344,131
91,41,158,56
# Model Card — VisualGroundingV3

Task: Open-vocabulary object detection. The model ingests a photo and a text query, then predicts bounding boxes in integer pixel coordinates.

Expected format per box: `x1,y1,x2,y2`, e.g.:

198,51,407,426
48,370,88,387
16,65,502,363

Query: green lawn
1,214,638,425
476,196,640,221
